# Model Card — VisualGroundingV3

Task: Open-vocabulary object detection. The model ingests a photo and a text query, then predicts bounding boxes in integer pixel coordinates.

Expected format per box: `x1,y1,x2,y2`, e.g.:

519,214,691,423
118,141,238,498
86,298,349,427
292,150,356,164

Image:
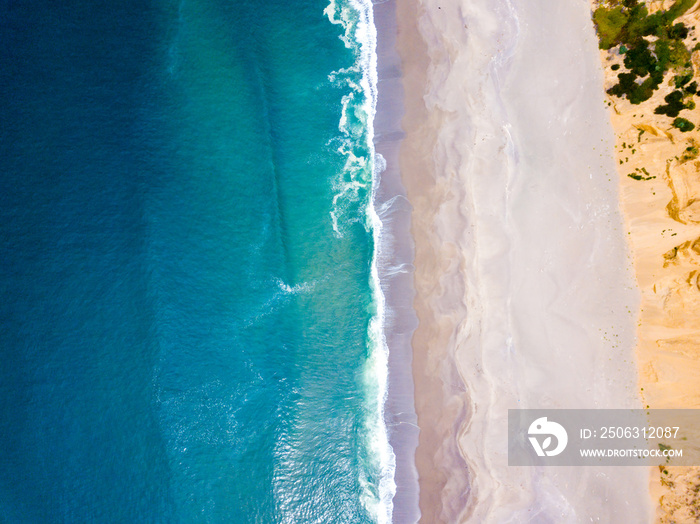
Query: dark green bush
608,72,637,98
673,117,695,132
608,72,659,104
631,77,659,104
669,22,689,39
655,90,686,117
674,73,692,87
623,40,655,76
655,38,672,69
623,5,662,41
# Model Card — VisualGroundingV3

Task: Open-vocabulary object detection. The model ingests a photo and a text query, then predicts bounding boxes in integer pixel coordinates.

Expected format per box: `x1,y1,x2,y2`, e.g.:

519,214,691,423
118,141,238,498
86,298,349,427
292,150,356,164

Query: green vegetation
593,0,698,112
628,166,655,180
665,0,697,21
608,72,658,104
654,90,693,116
680,139,699,161
593,0,692,51
674,73,693,87
673,117,696,131
669,21,690,39
594,6,629,49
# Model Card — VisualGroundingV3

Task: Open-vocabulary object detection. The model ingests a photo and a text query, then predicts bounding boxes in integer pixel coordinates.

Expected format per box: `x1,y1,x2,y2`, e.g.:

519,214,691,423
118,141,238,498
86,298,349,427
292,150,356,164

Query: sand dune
594,1,700,519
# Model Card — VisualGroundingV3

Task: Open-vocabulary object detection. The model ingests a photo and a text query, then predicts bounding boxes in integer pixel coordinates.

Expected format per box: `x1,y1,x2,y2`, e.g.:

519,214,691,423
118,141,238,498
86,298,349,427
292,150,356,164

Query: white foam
274,278,315,295
325,0,396,521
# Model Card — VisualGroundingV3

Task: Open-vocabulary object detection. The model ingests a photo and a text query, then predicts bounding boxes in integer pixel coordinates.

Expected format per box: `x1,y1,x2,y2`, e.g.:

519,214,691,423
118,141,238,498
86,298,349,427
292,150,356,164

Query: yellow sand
596,1,700,520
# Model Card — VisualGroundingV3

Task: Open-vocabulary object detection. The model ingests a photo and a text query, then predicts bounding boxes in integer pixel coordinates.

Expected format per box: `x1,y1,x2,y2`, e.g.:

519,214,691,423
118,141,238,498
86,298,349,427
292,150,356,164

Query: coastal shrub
668,39,691,67
622,5,647,39
608,72,634,98
665,0,698,22
623,5,659,41
608,71,658,104
595,0,696,115
643,12,665,37
612,63,621,70
655,90,686,117
655,37,691,69
594,6,629,49
655,38,672,69
650,67,665,86
669,22,690,40
631,77,660,104
628,167,655,180
608,72,636,97
623,40,655,76
673,117,695,132
681,140,699,162
674,73,693,87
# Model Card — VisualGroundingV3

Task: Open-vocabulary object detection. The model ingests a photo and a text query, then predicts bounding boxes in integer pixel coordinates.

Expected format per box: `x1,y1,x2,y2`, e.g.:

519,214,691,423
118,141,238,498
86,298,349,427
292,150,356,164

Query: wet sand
373,0,420,521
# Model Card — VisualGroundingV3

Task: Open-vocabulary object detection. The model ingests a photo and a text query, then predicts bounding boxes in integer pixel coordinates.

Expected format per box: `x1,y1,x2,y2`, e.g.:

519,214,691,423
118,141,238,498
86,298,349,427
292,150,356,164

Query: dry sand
396,0,653,521
593,1,700,521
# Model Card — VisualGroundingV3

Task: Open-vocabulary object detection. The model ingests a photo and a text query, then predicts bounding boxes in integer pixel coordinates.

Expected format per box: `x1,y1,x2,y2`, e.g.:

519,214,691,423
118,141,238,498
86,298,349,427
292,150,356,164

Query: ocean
0,0,395,521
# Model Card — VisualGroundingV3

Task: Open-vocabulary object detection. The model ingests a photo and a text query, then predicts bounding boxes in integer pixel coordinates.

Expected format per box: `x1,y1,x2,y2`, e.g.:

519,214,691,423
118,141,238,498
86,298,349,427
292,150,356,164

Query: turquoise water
0,0,392,521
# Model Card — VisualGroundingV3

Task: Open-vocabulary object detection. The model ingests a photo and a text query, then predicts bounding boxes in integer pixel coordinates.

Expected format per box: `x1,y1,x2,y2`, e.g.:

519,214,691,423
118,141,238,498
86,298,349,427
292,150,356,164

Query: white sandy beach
396,0,651,520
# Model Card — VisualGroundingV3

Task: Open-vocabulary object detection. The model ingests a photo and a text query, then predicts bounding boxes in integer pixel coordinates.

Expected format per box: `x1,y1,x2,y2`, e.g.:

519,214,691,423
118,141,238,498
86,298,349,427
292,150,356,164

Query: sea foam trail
404,0,651,520
325,0,397,522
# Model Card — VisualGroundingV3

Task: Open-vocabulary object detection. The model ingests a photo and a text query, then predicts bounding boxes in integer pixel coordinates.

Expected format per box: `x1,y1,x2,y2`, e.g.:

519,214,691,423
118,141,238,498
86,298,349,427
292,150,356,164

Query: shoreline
393,0,650,520
372,0,421,522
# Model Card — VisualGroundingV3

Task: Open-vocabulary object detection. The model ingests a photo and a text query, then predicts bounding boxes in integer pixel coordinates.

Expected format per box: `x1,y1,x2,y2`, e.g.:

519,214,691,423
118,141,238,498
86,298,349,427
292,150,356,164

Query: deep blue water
0,0,390,521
